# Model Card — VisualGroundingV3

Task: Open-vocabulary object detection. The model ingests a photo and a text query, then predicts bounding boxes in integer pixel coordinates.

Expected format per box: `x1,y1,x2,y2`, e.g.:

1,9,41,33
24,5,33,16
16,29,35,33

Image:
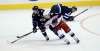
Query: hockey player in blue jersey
32,6,49,41
46,4,79,44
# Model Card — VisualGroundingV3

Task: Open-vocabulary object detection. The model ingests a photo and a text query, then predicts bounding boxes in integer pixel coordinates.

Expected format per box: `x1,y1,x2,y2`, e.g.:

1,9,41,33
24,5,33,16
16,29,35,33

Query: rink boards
0,1,100,10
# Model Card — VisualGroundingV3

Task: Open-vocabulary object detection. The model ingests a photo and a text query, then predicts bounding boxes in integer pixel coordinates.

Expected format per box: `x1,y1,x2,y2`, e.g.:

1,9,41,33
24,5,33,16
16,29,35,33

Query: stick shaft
74,9,88,17
11,31,33,43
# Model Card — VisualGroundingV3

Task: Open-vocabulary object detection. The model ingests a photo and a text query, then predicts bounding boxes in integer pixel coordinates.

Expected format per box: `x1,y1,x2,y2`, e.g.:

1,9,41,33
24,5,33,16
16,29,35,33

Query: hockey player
45,4,79,44
48,4,65,39
32,6,49,41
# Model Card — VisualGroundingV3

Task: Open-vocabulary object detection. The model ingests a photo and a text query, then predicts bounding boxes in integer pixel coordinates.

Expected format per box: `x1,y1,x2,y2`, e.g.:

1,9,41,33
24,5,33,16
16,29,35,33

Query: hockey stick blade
11,38,21,43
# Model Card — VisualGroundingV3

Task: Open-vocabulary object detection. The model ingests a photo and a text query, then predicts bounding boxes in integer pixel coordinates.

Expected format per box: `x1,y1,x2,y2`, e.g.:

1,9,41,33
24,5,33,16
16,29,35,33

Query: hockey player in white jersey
44,4,80,44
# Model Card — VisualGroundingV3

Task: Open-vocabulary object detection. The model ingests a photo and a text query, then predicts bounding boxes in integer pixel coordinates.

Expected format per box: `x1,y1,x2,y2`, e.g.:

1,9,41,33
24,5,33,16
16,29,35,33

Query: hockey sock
70,32,80,43
57,30,65,39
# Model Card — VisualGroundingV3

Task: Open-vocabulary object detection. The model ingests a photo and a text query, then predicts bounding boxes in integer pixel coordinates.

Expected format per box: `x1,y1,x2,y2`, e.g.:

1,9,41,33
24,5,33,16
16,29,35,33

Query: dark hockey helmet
32,6,38,10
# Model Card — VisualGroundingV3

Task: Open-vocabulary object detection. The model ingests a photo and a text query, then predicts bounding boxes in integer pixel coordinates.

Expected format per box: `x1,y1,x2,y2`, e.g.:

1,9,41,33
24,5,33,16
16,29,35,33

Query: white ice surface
0,6,100,51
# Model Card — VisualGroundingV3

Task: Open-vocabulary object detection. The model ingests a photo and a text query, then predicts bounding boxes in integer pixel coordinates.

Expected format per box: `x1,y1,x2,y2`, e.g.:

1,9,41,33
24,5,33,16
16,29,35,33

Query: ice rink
0,6,100,51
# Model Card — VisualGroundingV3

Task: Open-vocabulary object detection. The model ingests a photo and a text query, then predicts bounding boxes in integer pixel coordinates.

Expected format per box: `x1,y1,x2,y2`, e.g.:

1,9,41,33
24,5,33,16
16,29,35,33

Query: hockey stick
10,31,33,43
75,6,93,17
74,8,88,18
16,31,33,38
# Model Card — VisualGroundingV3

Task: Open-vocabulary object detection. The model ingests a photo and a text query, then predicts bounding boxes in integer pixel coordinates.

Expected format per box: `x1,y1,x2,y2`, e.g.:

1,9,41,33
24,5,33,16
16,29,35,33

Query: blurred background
0,0,100,10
